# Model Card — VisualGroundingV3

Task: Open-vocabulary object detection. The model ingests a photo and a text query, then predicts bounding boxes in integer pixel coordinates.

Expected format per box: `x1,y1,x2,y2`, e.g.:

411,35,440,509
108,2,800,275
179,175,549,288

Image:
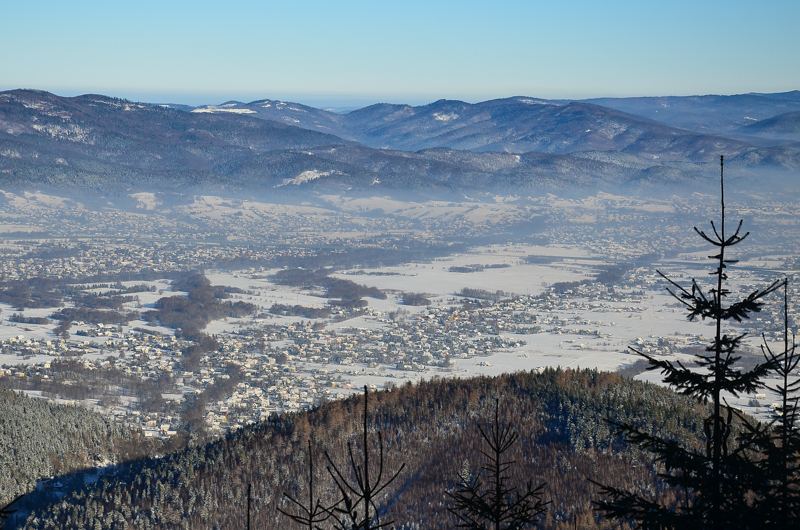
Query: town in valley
0,186,797,441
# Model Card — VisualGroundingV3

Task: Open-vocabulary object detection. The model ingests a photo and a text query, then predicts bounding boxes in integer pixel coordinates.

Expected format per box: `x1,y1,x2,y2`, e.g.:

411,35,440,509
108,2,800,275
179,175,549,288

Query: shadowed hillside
4,89,800,193
14,368,707,529
0,388,154,507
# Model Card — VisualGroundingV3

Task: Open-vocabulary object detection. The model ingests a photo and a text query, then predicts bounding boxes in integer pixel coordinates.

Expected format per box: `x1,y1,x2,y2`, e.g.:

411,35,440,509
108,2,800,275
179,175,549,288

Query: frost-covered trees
446,400,548,529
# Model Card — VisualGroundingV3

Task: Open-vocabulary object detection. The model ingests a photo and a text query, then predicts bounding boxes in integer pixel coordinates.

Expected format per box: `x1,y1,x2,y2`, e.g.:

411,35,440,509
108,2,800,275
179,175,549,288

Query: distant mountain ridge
1,89,799,193
583,91,800,134
737,110,800,140
189,92,800,154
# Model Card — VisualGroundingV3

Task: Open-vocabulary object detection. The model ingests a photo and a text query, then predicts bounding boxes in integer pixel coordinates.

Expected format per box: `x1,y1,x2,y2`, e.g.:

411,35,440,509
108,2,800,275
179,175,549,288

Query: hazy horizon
2,86,799,111
3,1,798,107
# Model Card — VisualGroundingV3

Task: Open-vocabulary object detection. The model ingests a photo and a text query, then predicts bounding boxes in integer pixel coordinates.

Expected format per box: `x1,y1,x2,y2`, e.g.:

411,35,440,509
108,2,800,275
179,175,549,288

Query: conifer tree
278,439,331,530
734,280,800,527
594,156,782,529
446,399,548,529
324,386,405,530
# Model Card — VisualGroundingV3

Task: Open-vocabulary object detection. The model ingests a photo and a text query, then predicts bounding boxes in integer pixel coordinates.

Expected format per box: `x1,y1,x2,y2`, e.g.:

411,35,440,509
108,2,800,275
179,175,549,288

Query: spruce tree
734,280,800,527
324,386,405,530
594,156,782,529
446,399,548,529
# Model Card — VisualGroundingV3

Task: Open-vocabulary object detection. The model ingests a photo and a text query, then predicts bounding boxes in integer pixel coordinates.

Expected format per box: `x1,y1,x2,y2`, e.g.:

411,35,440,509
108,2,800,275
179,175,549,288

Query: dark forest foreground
10,368,707,529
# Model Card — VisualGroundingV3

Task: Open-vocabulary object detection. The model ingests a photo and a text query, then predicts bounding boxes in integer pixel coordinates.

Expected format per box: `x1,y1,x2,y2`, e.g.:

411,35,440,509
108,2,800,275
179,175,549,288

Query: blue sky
2,0,798,107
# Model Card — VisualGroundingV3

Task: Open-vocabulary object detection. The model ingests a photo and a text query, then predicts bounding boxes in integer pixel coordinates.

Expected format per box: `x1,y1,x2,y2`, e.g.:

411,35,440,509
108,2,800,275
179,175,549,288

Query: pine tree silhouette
734,280,800,527
324,386,405,530
278,439,331,530
594,156,782,529
446,399,548,529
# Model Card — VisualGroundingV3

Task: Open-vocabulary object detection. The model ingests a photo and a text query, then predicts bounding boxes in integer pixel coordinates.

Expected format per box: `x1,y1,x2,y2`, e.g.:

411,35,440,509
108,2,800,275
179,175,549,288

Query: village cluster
2,267,775,439
0,189,798,439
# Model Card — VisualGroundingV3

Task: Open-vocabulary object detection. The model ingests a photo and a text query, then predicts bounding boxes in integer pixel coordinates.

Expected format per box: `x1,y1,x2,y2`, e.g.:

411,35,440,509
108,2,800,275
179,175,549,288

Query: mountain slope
189,99,352,139
0,90,350,189
192,95,788,164
737,110,800,140
14,369,707,529
2,89,799,193
0,90,681,192
584,92,800,134
0,388,151,506
190,92,800,143
334,98,749,158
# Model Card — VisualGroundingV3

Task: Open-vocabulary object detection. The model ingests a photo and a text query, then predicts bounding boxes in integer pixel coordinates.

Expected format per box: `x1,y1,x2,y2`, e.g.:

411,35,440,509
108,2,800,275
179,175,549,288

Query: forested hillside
5,90,800,194
14,368,707,529
0,389,152,506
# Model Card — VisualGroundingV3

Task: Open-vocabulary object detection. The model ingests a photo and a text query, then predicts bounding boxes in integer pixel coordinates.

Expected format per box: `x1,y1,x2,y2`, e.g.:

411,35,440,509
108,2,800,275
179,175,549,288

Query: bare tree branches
278,439,331,530
325,386,405,530
446,399,548,530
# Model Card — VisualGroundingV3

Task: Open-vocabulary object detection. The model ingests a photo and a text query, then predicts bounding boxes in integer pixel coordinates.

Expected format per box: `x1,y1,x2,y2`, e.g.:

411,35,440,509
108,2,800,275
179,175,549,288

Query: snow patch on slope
129,192,162,210
433,112,459,122
278,170,337,187
191,107,257,115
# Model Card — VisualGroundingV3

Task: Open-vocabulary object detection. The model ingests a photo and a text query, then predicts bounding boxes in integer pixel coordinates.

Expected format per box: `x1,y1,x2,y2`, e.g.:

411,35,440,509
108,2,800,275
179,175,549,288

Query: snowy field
0,241,788,418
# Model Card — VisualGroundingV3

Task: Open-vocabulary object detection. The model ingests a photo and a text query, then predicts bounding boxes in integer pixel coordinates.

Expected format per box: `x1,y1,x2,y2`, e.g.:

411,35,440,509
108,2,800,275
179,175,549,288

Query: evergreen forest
1,160,799,529
7,368,708,529
0,388,153,506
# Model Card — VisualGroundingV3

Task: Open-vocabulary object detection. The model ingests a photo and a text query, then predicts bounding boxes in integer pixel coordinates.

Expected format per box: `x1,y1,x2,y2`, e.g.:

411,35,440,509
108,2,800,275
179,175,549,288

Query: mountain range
2,89,799,193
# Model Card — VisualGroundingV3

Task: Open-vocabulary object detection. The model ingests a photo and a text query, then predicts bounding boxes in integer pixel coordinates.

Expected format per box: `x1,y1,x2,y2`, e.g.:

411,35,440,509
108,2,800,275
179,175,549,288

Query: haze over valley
2,86,800,530
0,157,797,437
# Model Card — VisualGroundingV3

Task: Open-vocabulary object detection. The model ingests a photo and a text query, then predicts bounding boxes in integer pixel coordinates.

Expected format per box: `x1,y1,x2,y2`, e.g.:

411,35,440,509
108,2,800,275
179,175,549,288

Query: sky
2,0,799,108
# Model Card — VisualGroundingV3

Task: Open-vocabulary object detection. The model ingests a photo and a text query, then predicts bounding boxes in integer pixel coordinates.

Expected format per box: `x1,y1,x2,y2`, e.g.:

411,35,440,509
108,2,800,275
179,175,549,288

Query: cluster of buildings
0,271,659,438
1,259,796,437
0,189,798,438
0,240,313,282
